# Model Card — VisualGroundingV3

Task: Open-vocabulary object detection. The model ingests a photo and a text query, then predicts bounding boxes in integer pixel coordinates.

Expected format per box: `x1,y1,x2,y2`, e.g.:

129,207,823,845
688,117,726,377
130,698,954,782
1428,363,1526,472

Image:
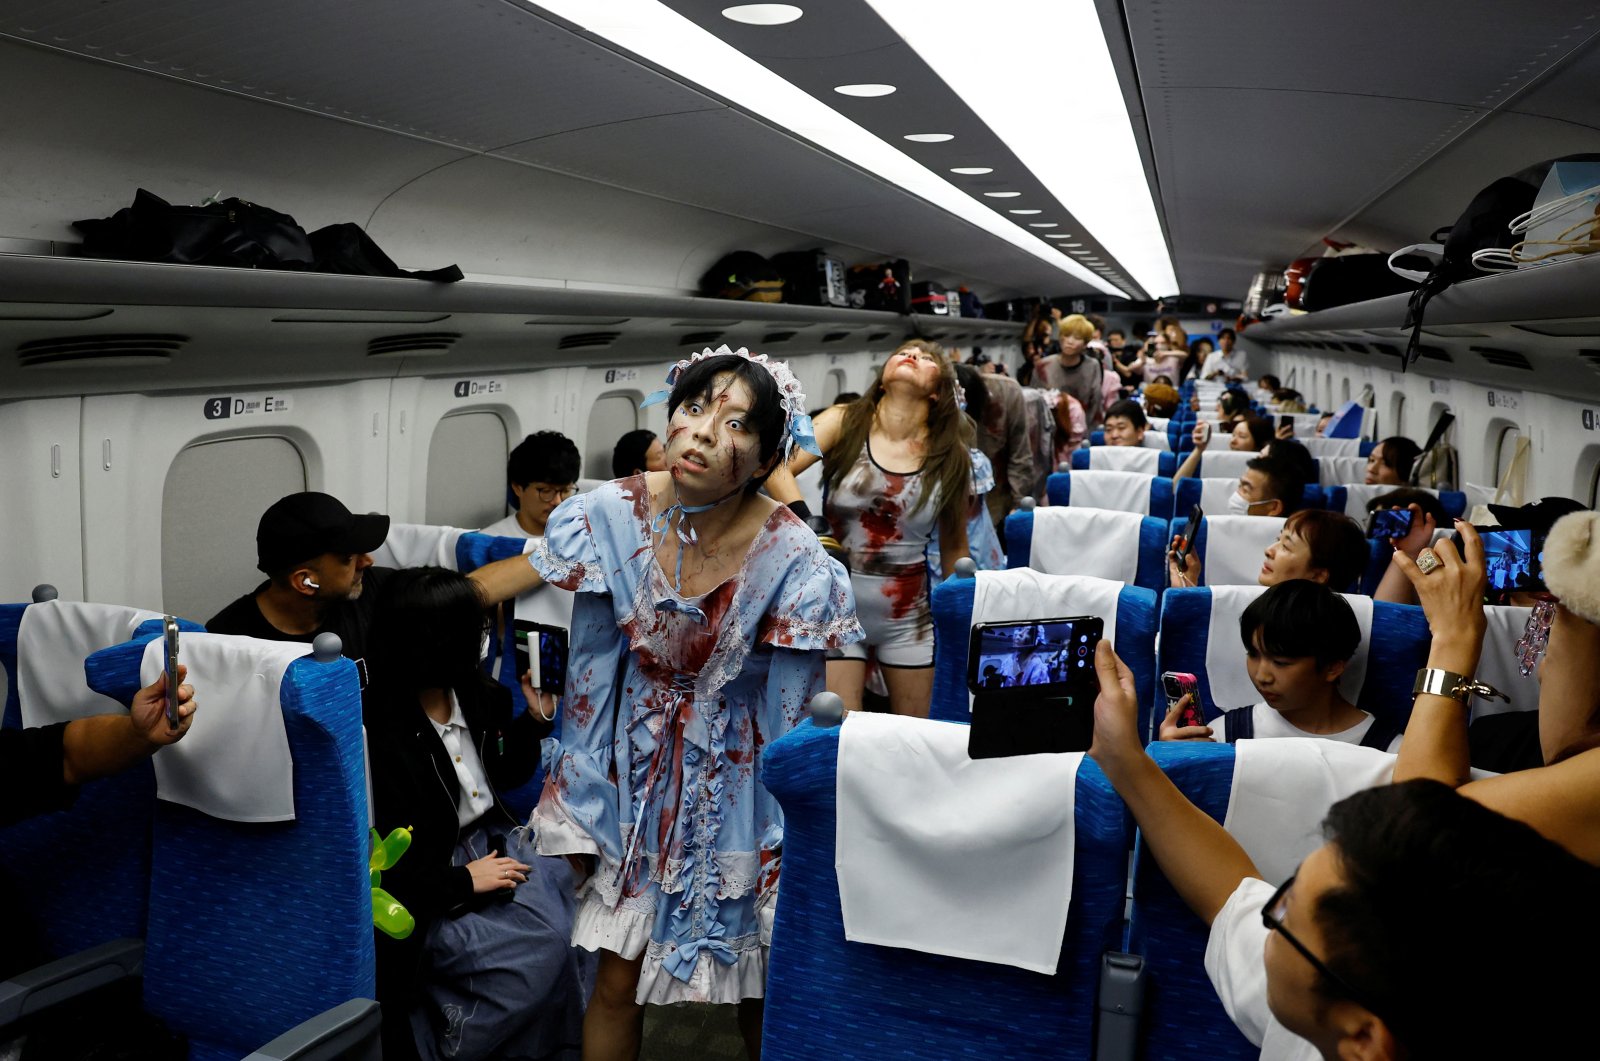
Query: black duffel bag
74,188,315,269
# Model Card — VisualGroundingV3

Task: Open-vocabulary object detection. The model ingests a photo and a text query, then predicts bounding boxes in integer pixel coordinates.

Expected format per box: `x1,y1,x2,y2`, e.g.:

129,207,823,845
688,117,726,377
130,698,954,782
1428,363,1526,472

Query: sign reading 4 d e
453,379,504,398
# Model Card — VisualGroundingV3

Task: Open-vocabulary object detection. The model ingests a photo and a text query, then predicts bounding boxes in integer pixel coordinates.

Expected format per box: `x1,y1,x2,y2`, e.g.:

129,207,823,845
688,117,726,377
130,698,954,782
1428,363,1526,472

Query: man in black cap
207,492,542,665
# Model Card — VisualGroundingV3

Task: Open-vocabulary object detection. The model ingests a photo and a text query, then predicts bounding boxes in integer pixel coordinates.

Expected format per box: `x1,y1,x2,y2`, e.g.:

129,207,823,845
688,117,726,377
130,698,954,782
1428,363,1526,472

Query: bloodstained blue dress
527,476,861,1004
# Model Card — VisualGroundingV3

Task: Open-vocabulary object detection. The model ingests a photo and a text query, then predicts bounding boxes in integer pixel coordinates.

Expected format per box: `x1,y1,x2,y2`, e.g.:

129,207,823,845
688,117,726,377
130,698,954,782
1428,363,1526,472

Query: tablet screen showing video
966,616,1103,697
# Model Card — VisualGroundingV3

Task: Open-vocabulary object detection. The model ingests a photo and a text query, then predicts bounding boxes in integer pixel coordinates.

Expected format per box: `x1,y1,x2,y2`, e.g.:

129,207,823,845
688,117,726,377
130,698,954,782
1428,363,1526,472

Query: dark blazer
362,678,550,1015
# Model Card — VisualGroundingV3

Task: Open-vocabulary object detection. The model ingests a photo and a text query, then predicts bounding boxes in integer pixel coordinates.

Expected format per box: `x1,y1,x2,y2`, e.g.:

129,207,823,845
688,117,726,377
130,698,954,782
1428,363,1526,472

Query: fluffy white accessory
1543,511,1600,627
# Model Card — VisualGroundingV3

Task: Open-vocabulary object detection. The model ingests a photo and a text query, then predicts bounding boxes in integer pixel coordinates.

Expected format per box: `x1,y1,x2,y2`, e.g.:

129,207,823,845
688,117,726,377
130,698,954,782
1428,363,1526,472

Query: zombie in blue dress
527,475,860,1004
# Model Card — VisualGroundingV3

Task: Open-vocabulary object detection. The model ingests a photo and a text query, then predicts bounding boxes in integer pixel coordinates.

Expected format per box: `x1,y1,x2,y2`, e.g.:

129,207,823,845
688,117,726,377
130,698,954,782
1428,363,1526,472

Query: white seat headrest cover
1028,507,1144,585
369,523,467,570
140,633,302,823
18,601,163,727
1204,584,1373,709
1197,450,1256,480
968,569,1122,711
1087,447,1162,474
1300,437,1363,457
1067,470,1154,516
836,713,1081,974
1318,456,1368,487
1199,516,1285,587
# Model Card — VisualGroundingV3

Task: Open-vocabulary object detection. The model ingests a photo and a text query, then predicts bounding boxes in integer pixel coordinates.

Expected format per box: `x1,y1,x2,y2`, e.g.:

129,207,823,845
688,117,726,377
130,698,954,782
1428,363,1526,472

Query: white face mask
1227,489,1254,515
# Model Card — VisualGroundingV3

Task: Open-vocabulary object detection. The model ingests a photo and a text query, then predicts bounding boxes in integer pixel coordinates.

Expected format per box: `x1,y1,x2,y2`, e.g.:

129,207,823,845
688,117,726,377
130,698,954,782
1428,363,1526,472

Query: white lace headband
639,345,821,456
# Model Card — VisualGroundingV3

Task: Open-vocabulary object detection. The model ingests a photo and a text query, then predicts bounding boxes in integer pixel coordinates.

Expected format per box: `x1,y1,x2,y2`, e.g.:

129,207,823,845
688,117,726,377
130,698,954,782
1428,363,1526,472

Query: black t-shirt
1,722,77,828
1468,711,1544,775
206,566,395,665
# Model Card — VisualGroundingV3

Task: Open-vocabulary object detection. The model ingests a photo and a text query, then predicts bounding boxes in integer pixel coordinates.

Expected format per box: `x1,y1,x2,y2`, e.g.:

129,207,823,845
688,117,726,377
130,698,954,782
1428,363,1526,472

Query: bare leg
582,950,645,1061
826,658,867,712
882,665,934,718
738,997,765,1060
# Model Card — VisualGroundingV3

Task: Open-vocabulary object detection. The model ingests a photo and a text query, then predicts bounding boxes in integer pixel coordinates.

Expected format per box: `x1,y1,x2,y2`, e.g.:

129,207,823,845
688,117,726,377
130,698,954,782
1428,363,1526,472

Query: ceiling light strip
526,0,1122,295
865,0,1175,295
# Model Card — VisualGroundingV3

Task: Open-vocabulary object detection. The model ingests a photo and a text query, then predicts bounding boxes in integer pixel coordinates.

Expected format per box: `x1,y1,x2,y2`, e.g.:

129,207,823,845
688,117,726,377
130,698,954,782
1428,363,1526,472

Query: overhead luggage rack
0,252,1024,400
1243,254,1600,396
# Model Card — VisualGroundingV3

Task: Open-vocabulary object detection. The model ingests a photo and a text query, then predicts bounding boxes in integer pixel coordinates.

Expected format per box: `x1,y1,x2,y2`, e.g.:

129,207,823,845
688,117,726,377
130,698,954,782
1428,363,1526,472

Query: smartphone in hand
162,616,182,730
1162,671,1205,729
1367,508,1415,540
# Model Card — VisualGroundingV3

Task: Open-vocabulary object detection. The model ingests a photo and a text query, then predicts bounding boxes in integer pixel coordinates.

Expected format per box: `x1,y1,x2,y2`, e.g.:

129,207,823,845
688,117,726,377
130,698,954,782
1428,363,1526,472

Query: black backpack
1221,706,1401,751
698,250,784,302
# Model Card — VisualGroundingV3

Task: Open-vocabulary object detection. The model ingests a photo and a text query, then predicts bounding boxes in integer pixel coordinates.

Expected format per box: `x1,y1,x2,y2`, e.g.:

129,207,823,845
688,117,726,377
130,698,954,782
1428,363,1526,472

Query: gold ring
1416,548,1442,575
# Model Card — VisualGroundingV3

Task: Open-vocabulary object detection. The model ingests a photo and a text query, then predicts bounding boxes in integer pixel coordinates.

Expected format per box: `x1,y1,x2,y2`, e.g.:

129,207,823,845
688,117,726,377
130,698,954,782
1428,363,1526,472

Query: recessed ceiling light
834,83,896,97
950,167,994,175
868,0,1167,294
1070,250,1092,256
903,133,954,143
721,4,804,25
1062,242,1083,247
1046,234,1072,239
1028,222,1057,228
1008,209,1042,215
982,191,1021,198
530,0,1122,296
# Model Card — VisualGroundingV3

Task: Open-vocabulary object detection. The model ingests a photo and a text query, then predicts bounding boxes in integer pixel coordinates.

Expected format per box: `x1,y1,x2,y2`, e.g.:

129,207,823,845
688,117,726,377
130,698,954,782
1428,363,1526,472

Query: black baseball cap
1486,496,1586,536
256,492,390,573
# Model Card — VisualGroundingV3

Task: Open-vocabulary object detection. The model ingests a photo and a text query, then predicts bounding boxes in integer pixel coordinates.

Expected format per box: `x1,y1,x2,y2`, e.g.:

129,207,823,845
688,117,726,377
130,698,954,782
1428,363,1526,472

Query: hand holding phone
1160,671,1211,739
1367,507,1415,540
1191,421,1212,449
162,616,182,731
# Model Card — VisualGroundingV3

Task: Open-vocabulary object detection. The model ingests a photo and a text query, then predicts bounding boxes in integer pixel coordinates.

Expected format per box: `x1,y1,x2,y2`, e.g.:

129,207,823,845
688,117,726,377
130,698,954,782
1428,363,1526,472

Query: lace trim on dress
637,932,767,1005
531,535,606,594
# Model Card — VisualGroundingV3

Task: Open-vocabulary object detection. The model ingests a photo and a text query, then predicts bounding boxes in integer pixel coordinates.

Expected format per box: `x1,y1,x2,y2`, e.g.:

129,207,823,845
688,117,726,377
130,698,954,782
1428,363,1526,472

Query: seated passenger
1252,373,1280,403
1259,437,1315,489
1314,411,1334,437
1175,415,1273,485
1,669,194,829
1143,381,1180,419
1168,453,1309,588
1364,436,1421,486
1092,639,1599,1061
1172,509,1366,591
611,428,666,479
482,430,581,540
1368,488,1451,605
361,567,583,1061
1102,398,1149,446
1160,580,1400,750
1273,389,1308,413
207,492,542,665
1393,514,1600,822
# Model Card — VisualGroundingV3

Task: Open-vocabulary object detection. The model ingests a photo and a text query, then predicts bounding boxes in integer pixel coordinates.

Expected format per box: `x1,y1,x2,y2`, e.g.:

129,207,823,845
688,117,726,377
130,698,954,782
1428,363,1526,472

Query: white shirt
1205,877,1322,1060
1209,703,1403,753
427,691,495,829
1202,348,1248,381
480,512,533,539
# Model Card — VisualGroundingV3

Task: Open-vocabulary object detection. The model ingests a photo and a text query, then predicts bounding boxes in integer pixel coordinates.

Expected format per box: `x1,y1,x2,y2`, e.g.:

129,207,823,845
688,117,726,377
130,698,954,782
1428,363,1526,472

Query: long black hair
366,567,495,709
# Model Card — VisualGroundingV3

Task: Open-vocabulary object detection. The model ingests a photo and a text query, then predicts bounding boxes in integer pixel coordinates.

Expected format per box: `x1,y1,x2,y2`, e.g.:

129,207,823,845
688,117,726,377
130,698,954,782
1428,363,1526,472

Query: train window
585,393,639,480
1389,393,1406,439
1492,424,1523,483
825,368,847,405
162,436,307,621
1340,378,1351,404
1588,447,1600,509
426,411,509,529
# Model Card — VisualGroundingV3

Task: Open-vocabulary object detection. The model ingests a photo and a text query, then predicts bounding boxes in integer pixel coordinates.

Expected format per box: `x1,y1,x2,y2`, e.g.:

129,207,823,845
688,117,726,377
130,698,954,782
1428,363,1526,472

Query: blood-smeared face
883,345,944,397
666,372,768,499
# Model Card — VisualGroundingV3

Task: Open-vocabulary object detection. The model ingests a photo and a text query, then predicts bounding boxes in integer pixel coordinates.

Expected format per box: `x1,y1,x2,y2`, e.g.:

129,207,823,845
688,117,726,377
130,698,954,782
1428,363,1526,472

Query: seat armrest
241,998,382,1061
0,938,143,1026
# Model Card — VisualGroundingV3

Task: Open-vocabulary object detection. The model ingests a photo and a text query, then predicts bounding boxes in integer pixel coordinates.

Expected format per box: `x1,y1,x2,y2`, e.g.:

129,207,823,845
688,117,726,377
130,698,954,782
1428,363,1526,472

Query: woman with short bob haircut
770,338,973,717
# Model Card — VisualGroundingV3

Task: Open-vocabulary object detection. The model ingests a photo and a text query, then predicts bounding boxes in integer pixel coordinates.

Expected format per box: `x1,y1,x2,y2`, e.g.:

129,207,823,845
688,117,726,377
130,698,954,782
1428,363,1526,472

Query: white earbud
304,578,320,590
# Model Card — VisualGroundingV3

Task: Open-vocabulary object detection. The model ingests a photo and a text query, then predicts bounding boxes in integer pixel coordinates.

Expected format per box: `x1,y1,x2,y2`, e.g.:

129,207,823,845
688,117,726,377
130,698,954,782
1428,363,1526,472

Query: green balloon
372,886,415,940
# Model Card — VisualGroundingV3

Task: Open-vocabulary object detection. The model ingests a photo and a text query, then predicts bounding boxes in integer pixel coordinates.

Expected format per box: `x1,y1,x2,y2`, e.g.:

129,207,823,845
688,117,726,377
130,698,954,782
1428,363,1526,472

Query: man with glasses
1087,639,1599,1059
482,430,582,541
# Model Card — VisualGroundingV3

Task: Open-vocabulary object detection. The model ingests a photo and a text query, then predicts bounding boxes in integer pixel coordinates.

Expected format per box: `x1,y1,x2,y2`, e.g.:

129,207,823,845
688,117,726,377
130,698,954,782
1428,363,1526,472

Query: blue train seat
1068,447,1178,477
1005,506,1168,595
85,632,373,1060
930,568,1159,735
761,716,1132,1061
1156,586,1429,730
1046,469,1175,520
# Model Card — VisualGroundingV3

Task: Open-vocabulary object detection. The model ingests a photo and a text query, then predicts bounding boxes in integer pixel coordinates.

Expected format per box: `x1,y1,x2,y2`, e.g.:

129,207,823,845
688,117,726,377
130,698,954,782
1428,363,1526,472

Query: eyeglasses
530,484,577,503
1261,875,1389,1021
